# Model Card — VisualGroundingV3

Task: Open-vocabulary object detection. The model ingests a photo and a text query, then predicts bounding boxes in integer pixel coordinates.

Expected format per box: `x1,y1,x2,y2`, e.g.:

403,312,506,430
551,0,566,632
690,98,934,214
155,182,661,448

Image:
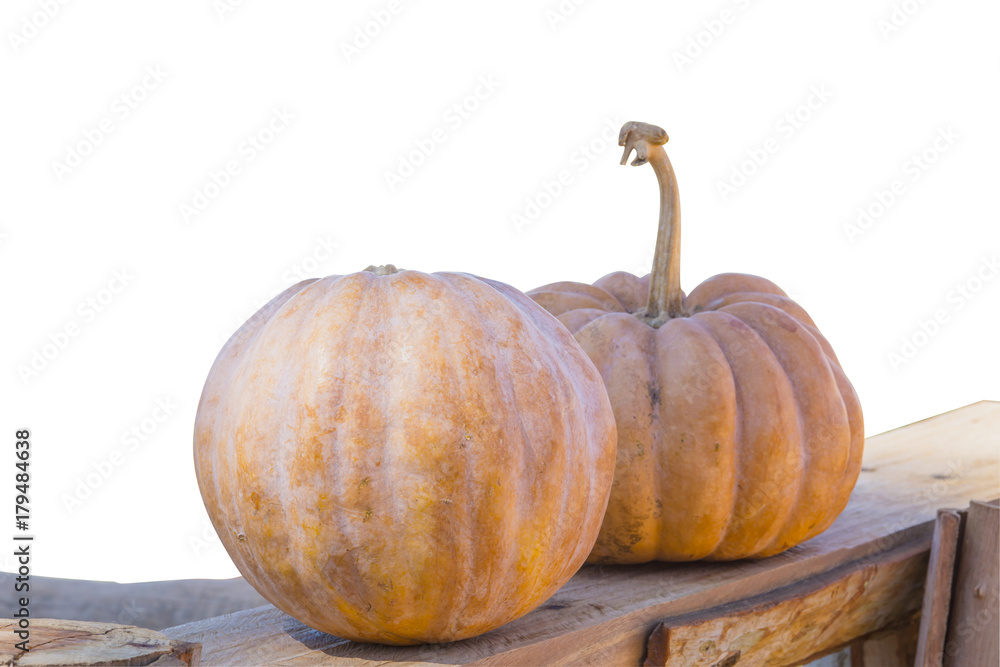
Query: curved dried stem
619,121,684,321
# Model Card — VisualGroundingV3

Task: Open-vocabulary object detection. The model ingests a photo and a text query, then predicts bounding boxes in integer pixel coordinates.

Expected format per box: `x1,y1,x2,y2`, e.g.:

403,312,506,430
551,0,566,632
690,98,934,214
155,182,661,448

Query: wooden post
915,508,964,666
943,500,999,666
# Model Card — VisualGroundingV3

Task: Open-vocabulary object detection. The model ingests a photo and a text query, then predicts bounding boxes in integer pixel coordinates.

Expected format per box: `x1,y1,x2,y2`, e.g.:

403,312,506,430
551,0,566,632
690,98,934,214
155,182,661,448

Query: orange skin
528,122,864,564
194,269,616,644
529,272,864,563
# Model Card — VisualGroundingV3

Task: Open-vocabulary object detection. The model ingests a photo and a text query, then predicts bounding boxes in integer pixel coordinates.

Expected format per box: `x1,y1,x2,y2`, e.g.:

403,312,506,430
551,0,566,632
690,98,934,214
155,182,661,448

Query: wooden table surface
163,401,1000,666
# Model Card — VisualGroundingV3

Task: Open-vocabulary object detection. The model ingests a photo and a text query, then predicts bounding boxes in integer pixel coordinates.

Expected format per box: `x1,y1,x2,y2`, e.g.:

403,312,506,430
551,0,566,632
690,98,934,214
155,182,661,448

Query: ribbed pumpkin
528,122,864,563
194,266,616,644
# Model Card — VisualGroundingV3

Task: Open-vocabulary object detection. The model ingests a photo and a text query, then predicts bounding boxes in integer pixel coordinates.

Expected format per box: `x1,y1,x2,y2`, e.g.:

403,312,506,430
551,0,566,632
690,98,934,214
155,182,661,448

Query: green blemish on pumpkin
636,442,645,457
714,443,720,451
359,477,371,488
363,508,374,522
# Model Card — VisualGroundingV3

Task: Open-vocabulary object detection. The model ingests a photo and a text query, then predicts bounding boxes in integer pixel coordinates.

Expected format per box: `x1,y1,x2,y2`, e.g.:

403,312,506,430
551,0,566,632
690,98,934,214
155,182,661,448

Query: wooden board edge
0,618,202,666
641,536,929,666
161,603,278,637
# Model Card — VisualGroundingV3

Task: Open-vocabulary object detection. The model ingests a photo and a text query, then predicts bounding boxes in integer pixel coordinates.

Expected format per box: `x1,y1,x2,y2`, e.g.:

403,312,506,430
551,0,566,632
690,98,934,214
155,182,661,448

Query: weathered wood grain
914,508,963,666
163,401,1000,666
643,537,927,665
944,499,999,667
0,618,200,666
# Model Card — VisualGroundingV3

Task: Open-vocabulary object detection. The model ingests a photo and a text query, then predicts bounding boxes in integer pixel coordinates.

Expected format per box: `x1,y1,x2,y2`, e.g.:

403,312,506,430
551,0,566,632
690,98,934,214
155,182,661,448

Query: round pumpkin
194,266,616,644
528,122,864,563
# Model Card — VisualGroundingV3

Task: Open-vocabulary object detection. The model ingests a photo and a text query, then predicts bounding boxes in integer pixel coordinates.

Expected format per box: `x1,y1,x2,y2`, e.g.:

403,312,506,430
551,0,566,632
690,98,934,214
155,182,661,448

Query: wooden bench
5,402,996,665
161,401,999,665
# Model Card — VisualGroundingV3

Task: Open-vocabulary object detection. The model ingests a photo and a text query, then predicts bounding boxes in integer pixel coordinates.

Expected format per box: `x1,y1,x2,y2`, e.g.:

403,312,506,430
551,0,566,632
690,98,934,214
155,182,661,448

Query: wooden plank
914,508,964,666
0,618,201,666
642,537,927,666
944,499,999,667
163,401,1000,666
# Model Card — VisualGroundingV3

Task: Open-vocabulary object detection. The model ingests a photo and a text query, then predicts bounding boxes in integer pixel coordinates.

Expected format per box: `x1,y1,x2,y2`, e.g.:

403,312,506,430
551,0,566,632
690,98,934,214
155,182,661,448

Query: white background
1,0,997,583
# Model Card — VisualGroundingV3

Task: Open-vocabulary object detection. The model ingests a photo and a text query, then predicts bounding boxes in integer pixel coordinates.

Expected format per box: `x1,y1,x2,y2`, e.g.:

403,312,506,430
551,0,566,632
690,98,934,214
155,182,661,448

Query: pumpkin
528,122,864,563
194,265,616,644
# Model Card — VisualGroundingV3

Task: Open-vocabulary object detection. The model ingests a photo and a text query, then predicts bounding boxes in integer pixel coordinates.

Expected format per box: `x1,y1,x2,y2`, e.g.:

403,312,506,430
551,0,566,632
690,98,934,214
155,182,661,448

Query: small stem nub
364,264,400,276
619,121,684,322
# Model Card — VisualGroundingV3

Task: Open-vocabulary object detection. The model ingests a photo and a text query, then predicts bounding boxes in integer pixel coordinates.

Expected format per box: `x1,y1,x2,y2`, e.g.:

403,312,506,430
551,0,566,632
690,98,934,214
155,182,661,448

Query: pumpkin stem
619,121,683,321
364,264,400,276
